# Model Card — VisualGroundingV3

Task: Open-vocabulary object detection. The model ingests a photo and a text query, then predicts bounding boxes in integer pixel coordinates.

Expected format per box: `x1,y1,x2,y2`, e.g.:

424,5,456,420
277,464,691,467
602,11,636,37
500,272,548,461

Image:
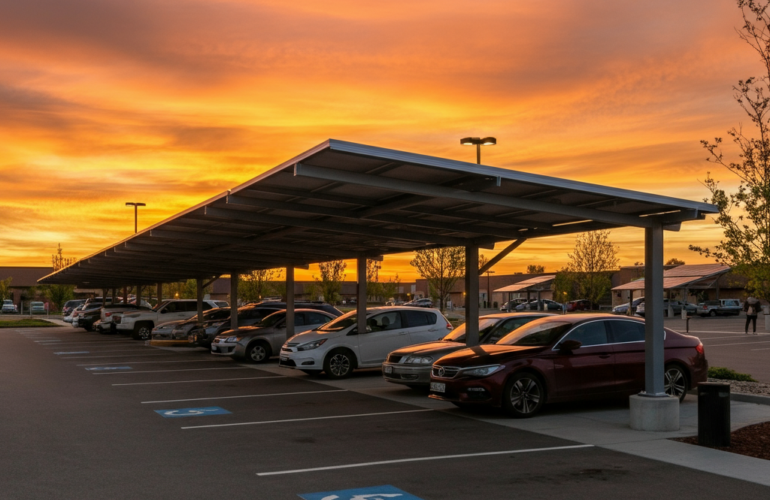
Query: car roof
481,312,558,319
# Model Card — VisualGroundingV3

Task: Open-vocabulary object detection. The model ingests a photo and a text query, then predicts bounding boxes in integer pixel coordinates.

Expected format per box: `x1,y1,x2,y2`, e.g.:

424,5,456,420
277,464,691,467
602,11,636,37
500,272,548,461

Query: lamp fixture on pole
125,202,146,234
460,137,496,164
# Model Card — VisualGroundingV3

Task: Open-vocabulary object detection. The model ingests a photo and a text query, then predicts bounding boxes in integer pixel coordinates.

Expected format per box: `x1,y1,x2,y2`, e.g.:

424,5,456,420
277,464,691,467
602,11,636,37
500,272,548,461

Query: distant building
0,267,55,308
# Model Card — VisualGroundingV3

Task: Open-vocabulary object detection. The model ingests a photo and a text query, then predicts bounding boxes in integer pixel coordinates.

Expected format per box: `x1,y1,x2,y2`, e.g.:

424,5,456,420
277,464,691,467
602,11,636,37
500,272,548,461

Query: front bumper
210,341,237,356
382,362,432,385
277,348,322,370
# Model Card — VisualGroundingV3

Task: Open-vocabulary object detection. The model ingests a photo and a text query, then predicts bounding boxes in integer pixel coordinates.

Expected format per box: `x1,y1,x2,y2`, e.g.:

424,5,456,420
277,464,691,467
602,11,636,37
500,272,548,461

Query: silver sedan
211,309,336,363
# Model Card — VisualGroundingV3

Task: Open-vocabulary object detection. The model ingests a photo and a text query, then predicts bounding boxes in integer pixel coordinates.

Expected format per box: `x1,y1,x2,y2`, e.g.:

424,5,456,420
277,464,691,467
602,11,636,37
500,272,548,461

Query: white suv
114,299,228,340
278,307,452,379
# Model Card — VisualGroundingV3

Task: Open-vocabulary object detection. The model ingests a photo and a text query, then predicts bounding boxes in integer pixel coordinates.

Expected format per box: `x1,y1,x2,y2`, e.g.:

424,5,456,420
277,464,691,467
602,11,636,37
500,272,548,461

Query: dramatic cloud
0,0,757,279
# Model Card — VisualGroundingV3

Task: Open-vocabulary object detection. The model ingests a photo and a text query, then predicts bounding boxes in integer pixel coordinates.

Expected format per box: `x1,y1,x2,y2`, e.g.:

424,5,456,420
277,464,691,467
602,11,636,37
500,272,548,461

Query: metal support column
230,273,239,331
357,257,367,336
196,279,204,323
628,290,634,316
136,285,142,306
156,283,162,305
537,289,542,311
465,246,480,346
644,223,666,396
285,267,294,340
123,287,128,304
111,288,116,304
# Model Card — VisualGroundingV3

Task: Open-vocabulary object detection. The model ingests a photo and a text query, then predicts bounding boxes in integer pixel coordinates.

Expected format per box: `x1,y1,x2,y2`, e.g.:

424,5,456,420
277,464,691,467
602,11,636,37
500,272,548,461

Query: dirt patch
673,421,770,460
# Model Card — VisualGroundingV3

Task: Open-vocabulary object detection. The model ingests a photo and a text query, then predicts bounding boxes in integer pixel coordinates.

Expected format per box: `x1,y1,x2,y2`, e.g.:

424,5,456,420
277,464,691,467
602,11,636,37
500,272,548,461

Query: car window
562,321,609,347
487,316,542,343
293,313,306,326
497,321,573,346
403,310,433,327
163,303,177,313
306,312,332,325
215,301,229,308
368,311,402,332
258,311,285,328
443,318,500,342
318,311,357,332
609,320,645,343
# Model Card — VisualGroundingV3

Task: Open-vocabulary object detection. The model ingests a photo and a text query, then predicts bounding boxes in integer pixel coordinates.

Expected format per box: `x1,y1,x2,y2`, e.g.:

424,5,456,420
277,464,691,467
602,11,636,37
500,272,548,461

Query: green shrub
708,366,757,382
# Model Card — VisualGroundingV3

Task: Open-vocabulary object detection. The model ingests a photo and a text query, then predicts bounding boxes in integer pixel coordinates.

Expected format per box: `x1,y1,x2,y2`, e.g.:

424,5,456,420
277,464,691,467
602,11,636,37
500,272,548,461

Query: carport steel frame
40,139,717,398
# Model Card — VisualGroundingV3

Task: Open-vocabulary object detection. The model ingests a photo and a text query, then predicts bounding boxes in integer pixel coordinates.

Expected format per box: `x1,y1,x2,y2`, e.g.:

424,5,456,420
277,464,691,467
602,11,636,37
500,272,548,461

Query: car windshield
256,311,285,328
153,300,170,312
202,308,230,321
442,318,501,342
317,310,358,332
497,320,573,346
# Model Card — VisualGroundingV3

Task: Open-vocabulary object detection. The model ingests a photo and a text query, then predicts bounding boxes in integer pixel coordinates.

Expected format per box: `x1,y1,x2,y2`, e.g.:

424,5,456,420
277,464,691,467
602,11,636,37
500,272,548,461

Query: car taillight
446,322,453,330
105,312,112,317
695,343,704,355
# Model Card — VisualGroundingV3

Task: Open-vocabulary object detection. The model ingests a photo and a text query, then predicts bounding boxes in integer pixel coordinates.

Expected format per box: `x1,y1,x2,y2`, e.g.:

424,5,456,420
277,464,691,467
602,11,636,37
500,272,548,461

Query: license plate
384,365,393,374
430,382,445,393
280,356,288,362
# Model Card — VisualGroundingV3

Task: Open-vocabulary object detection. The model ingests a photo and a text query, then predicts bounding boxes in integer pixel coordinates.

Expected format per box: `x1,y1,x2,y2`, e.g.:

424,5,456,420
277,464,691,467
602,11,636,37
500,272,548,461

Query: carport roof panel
494,275,557,293
38,139,719,287
612,264,732,291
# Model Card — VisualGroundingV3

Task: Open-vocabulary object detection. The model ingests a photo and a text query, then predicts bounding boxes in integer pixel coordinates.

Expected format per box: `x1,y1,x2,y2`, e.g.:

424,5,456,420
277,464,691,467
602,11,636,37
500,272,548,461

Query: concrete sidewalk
256,363,770,488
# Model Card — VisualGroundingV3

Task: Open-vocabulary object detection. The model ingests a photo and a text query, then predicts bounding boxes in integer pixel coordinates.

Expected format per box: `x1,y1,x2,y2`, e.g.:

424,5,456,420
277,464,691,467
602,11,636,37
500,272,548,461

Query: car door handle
599,354,611,359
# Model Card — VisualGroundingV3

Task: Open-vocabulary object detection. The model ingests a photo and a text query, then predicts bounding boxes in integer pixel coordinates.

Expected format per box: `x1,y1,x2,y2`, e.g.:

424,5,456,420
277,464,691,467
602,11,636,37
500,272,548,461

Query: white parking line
256,444,596,476
92,367,252,375
182,409,435,430
141,389,347,404
112,376,286,386
751,347,770,351
59,348,151,354
77,359,227,366
44,341,137,347
62,354,172,359
704,340,770,347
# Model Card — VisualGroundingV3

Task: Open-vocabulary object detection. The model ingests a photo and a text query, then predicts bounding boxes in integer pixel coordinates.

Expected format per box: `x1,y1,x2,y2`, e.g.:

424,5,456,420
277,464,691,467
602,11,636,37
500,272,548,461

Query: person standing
744,296,760,335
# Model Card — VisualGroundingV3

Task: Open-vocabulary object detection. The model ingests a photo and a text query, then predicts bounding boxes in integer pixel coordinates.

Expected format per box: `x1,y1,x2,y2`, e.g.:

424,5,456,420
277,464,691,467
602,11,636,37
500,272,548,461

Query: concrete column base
629,394,679,431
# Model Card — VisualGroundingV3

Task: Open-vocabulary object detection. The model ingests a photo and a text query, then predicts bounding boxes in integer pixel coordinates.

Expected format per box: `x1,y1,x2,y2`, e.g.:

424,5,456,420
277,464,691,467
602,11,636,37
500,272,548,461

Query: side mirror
558,339,582,353
160,309,167,314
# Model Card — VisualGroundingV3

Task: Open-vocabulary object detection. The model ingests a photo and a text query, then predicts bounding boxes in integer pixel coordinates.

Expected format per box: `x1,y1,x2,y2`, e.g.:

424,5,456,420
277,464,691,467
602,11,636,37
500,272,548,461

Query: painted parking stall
298,485,423,500
155,407,232,418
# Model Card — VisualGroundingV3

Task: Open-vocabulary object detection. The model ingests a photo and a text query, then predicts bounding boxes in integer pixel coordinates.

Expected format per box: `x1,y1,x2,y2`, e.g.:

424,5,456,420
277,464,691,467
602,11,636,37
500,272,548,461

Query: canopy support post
465,245,480,347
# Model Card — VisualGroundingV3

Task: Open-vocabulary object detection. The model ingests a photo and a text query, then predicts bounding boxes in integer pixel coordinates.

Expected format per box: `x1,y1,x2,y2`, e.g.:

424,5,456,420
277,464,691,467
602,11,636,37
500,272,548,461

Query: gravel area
706,378,770,396
674,421,770,460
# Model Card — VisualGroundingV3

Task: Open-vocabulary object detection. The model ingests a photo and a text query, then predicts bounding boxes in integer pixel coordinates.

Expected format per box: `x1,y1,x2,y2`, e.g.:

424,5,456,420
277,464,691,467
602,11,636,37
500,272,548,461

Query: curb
730,393,770,406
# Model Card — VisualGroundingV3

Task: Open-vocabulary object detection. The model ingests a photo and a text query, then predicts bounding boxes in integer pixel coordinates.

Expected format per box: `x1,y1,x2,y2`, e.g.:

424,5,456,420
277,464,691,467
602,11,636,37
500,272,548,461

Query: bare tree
566,231,619,306
52,243,76,271
666,258,685,266
315,260,347,305
691,0,770,301
410,247,465,313
45,244,76,311
527,264,545,274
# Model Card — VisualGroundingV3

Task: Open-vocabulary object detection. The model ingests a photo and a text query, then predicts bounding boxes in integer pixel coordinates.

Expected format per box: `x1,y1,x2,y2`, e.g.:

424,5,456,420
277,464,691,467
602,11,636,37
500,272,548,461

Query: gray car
211,309,336,363
382,312,553,387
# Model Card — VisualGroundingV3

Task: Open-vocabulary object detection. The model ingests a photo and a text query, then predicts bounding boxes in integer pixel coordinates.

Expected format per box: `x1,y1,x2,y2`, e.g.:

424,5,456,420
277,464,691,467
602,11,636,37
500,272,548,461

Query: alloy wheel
664,366,687,400
509,377,541,415
329,353,351,377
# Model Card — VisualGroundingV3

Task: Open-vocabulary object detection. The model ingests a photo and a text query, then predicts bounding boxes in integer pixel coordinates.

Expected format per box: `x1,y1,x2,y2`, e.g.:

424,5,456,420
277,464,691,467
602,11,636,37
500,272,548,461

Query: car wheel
502,372,545,418
245,341,271,363
664,364,688,402
323,349,355,379
135,323,152,340
709,310,716,317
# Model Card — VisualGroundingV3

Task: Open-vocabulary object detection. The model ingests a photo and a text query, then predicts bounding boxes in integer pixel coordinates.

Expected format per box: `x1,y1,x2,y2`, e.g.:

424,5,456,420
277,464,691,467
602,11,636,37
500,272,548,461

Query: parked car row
2,299,18,314
612,297,744,317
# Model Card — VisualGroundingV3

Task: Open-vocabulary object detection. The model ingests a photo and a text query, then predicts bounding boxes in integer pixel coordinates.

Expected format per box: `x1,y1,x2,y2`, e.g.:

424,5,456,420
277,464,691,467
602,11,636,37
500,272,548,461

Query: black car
62,299,86,317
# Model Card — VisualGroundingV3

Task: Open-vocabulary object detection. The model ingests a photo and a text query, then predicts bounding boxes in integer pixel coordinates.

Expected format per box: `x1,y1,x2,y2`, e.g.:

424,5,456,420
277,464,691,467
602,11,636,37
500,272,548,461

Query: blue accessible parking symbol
298,485,424,500
85,366,132,371
155,407,231,418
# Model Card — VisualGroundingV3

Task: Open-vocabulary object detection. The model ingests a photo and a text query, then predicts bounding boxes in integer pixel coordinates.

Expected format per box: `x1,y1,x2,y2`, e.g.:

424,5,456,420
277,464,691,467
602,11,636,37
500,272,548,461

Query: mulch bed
673,421,770,460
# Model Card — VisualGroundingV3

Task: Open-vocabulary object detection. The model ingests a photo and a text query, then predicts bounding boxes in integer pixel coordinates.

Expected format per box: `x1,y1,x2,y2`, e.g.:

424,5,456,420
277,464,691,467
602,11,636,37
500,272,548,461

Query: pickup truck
697,299,742,317
113,299,228,340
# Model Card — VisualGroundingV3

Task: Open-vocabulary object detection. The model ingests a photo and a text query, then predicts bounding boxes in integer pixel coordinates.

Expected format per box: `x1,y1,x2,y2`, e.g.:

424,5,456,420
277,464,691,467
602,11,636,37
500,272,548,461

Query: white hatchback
278,307,452,379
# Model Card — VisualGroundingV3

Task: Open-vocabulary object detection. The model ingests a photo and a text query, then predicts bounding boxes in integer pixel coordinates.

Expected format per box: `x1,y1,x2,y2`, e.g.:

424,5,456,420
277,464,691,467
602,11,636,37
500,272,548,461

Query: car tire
323,349,355,379
134,323,153,340
245,341,271,363
502,372,545,418
664,364,688,402
709,310,716,317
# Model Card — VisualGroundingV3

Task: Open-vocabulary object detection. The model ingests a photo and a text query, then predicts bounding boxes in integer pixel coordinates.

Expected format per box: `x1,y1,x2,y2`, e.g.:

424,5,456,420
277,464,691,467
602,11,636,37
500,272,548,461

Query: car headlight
297,339,328,351
461,365,503,377
226,336,239,343
404,355,433,365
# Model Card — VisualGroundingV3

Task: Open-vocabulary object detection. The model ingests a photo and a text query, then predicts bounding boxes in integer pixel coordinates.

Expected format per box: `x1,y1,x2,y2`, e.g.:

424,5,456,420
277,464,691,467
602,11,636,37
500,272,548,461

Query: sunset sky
0,0,761,281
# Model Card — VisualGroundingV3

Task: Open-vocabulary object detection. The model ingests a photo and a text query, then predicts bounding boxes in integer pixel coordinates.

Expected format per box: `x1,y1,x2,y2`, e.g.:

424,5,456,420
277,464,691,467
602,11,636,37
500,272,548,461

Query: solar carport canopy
39,140,718,288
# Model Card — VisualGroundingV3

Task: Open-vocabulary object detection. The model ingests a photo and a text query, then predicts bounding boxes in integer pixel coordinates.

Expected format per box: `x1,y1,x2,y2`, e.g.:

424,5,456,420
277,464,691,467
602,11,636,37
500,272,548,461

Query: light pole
460,137,496,164
125,202,146,234
486,269,495,308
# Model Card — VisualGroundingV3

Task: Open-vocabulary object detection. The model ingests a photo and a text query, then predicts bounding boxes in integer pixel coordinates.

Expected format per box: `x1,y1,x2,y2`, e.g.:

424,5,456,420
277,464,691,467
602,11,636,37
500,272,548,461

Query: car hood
286,329,342,344
391,341,464,357
435,344,548,367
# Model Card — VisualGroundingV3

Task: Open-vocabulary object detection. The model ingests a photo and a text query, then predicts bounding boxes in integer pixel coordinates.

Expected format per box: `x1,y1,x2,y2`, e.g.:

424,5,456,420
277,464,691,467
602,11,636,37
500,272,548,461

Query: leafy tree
691,0,770,301
527,264,545,274
380,274,401,302
314,260,347,305
410,247,465,313
665,258,685,266
240,268,284,303
552,269,579,304
565,230,619,306
0,277,12,301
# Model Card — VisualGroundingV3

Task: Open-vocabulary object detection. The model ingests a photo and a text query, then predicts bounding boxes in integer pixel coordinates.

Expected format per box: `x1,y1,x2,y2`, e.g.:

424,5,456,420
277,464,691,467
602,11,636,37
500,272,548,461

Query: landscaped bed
0,319,59,328
674,421,770,460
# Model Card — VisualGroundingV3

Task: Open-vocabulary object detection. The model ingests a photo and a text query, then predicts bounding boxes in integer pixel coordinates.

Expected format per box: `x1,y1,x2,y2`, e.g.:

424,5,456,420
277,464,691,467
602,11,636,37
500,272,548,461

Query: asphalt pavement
2,322,770,499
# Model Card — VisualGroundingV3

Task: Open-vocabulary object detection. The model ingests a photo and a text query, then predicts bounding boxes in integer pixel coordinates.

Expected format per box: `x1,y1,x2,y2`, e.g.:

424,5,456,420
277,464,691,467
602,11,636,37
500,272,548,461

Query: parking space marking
86,366,133,371
76,359,227,366
54,351,90,355
181,409,435,430
156,407,231,418
751,347,770,351
257,444,595,476
704,340,770,347
299,485,422,500
43,341,138,347
141,389,347,404
61,354,171,359
91,367,253,375
112,376,286,386
58,348,152,354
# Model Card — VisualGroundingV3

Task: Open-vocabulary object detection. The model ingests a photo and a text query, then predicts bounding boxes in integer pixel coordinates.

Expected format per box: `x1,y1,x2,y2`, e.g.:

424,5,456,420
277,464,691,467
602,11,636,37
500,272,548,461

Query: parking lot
3,322,770,499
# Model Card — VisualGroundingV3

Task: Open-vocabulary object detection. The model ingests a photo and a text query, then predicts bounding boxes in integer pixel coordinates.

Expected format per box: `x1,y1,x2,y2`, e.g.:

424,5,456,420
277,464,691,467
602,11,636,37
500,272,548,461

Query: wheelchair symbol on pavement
155,407,231,418
299,485,422,500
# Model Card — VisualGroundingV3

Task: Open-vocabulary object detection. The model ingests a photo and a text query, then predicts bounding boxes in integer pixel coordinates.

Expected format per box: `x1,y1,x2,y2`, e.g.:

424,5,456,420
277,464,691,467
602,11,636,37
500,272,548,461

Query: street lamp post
125,202,146,234
486,269,495,308
460,137,496,164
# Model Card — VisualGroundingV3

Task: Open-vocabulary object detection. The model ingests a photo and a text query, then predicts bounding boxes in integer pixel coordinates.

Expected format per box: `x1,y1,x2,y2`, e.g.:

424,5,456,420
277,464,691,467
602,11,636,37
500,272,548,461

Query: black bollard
698,382,731,447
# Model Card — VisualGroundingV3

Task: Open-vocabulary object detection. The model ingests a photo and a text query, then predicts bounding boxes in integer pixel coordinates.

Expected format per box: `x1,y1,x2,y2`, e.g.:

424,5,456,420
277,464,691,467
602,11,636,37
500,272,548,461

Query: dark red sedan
429,314,707,418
